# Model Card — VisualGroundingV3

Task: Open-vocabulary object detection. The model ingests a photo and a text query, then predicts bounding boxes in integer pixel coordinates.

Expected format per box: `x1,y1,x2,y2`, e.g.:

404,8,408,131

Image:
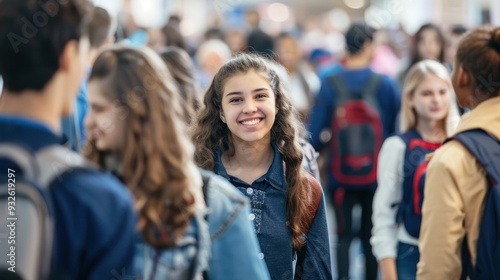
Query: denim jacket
214,143,333,280
133,169,270,280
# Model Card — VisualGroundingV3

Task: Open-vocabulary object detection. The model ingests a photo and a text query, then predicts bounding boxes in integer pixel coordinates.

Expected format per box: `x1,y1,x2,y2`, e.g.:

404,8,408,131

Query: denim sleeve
307,78,335,150
208,203,271,280
298,192,333,279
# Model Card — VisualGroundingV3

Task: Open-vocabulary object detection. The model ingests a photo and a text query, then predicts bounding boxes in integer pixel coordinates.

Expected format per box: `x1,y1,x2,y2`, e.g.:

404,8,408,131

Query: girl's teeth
242,119,260,125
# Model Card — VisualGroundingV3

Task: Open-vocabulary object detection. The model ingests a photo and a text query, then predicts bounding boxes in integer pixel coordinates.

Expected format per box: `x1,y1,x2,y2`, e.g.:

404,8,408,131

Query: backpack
449,129,500,280
396,130,441,238
299,140,321,182
0,144,88,280
327,73,383,188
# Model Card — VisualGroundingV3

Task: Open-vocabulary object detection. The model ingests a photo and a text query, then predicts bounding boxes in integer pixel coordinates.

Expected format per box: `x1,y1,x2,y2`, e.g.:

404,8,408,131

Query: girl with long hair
398,24,446,86
158,46,201,126
83,46,269,280
371,59,459,280
192,53,332,279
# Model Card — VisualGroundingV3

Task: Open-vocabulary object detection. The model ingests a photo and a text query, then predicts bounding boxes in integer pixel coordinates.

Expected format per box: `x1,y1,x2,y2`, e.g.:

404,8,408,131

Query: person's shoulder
429,140,472,171
201,169,249,239
373,72,398,88
383,135,406,149
202,169,247,205
55,167,133,209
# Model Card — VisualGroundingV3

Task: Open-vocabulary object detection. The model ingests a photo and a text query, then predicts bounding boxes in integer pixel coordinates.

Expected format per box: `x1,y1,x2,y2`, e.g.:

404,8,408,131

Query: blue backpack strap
451,129,500,280
394,130,419,222
398,130,419,145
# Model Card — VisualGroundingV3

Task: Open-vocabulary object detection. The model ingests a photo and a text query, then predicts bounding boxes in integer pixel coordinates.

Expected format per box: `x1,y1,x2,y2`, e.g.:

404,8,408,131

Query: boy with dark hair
62,6,116,151
245,9,274,58
0,0,136,279
308,22,400,280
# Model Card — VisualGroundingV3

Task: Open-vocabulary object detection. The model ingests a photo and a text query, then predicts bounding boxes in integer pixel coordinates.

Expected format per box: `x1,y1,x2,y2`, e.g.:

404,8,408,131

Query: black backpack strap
327,74,350,108
327,73,381,110
362,74,382,112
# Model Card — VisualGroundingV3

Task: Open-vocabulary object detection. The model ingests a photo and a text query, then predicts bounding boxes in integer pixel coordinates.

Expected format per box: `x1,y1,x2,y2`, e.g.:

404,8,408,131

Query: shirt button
249,213,255,221
246,188,254,195
258,253,264,259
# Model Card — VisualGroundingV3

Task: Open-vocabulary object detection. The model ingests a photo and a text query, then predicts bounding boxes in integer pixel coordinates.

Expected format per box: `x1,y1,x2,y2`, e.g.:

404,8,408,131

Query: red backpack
327,73,383,188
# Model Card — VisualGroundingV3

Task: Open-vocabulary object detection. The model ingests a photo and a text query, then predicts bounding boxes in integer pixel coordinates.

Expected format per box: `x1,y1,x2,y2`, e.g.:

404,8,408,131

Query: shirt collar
0,115,64,151
214,142,287,191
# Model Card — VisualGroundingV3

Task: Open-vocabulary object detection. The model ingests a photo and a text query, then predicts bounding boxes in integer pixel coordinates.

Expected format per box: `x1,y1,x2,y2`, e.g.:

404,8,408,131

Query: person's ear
220,110,226,123
103,37,115,48
406,91,414,108
59,40,79,72
457,66,471,88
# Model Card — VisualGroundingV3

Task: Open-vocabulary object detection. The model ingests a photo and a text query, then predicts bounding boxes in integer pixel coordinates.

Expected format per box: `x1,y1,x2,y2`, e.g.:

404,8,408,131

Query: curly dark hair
159,46,201,126
192,53,313,249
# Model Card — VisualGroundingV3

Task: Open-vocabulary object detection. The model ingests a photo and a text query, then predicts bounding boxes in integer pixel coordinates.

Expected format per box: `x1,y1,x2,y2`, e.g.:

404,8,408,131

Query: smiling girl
371,60,459,280
192,53,332,279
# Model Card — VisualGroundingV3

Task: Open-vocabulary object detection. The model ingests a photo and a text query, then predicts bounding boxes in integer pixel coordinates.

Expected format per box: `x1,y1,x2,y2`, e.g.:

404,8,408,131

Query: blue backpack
397,130,441,238
450,129,500,280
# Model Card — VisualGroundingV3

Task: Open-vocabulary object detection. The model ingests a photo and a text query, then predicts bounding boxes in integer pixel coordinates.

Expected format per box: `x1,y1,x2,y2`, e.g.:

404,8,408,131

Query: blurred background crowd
1,1,499,279
74,0,499,117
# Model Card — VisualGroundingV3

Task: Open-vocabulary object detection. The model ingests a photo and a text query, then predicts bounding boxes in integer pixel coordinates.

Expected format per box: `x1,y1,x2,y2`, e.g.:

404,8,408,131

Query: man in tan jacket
417,26,500,279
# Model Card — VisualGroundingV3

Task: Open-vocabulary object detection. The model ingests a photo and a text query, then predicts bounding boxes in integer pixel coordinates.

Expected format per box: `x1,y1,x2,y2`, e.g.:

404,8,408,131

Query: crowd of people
1,0,500,279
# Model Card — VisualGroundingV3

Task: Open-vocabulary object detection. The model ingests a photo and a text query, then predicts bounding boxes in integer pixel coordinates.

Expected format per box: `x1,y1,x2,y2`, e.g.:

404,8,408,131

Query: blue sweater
0,115,137,279
308,66,400,188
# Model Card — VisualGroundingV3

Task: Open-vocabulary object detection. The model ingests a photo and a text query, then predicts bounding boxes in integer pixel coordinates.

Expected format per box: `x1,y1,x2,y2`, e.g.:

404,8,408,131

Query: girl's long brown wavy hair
84,46,198,248
159,46,201,126
191,53,312,249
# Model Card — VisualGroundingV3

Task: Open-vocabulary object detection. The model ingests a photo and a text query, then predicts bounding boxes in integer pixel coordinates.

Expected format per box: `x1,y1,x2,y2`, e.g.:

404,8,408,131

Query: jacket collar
214,141,287,192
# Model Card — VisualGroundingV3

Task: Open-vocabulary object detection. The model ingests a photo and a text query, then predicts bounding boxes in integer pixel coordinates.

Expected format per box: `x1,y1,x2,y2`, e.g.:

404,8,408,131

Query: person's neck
87,48,99,68
344,54,370,69
223,136,274,171
0,86,62,132
415,118,446,143
285,64,296,74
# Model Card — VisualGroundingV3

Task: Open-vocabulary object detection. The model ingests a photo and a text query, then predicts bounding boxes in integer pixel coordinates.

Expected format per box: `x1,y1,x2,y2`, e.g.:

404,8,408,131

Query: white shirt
371,136,419,261
278,63,320,112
